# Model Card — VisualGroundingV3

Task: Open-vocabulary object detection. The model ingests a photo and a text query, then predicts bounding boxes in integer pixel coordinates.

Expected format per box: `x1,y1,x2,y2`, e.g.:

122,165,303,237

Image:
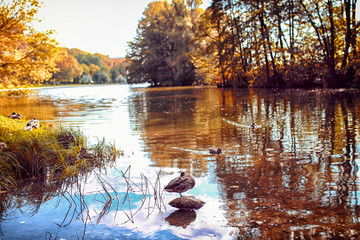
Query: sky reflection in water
0,85,360,239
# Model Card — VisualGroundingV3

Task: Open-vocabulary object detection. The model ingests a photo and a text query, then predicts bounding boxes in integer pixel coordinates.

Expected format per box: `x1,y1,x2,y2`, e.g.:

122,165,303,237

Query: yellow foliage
52,49,83,83
0,0,61,87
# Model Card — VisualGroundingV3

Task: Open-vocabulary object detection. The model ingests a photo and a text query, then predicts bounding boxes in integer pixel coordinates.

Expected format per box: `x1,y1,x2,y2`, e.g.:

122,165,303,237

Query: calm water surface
0,85,360,239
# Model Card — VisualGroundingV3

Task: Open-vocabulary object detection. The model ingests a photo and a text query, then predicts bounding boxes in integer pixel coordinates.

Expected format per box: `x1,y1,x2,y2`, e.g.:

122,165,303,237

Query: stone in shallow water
169,196,205,210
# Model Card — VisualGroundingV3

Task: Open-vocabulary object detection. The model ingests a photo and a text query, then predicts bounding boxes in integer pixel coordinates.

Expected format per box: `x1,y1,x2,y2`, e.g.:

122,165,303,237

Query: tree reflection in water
1,86,360,239
130,88,360,239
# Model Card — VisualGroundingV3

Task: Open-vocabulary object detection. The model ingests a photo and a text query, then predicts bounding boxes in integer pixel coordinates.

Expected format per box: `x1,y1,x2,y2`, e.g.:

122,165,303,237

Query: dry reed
47,166,166,240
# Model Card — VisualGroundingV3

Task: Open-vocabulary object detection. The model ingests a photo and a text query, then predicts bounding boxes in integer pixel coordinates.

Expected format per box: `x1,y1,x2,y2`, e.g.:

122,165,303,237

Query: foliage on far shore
2,0,358,89
46,48,128,85
127,0,360,88
0,115,122,192
0,0,127,88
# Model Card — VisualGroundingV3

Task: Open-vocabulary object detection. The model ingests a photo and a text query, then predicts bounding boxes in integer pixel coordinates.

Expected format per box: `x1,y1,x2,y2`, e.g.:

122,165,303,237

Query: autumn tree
51,49,83,84
0,0,61,87
203,0,360,88
127,0,203,86
93,71,110,84
113,58,128,76
64,48,128,84
188,8,221,85
299,0,359,87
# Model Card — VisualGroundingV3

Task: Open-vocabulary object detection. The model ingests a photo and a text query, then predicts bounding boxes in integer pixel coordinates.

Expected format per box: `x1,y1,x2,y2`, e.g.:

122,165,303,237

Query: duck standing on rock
164,172,195,197
24,117,40,131
8,112,21,119
209,147,222,154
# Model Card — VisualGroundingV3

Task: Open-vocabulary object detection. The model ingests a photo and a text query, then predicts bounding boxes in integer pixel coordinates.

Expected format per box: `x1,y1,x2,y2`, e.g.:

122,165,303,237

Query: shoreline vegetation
0,83,125,97
1,0,359,91
0,88,38,97
127,1,359,88
0,112,165,239
0,114,122,192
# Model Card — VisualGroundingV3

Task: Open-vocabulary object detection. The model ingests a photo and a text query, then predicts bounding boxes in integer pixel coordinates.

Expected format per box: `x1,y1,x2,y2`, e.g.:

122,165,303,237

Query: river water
0,85,360,239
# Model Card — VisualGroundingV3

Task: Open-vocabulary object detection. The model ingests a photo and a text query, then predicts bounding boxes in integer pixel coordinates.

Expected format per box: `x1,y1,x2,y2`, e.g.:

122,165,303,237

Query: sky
34,0,359,59
34,0,211,58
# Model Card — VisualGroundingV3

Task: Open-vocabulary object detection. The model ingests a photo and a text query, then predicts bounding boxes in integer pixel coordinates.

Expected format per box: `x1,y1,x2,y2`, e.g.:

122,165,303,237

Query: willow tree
127,0,203,86
0,0,61,87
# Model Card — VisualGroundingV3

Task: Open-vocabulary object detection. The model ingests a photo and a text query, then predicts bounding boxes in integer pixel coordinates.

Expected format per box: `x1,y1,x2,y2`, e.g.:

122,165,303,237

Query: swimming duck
209,147,222,154
24,117,40,130
8,112,21,119
164,172,195,197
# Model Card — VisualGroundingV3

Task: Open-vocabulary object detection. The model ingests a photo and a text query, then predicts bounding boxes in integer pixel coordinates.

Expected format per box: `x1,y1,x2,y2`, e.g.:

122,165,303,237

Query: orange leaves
0,0,60,87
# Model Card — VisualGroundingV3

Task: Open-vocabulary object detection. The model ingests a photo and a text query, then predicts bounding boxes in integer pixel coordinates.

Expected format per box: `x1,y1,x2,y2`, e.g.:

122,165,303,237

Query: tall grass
0,115,167,239
0,115,122,191
0,88,37,96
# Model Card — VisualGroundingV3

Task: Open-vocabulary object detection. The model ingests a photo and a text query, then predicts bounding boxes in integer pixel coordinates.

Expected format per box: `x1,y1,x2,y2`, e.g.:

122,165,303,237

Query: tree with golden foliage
127,0,204,86
204,0,360,88
0,0,61,87
51,49,83,84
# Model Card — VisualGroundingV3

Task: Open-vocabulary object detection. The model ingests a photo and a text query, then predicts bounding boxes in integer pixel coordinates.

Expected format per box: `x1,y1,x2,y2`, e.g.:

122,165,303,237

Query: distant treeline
47,48,128,85
0,1,127,88
1,0,359,88
127,0,360,88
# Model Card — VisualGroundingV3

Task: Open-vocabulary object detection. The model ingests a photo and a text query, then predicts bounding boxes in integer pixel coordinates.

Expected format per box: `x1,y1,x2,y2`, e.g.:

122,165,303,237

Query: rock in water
169,196,205,210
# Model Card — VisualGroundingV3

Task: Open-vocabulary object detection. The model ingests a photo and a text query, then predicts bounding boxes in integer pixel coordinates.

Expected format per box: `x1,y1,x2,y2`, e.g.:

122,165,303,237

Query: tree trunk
257,1,271,86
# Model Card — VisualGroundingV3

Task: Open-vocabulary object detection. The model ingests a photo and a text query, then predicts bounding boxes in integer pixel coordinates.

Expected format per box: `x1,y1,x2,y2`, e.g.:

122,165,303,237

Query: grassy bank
0,88,38,97
0,115,121,191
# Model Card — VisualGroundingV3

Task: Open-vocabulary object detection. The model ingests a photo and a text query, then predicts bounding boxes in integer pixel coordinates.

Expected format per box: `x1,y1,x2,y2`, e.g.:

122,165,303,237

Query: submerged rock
169,196,205,210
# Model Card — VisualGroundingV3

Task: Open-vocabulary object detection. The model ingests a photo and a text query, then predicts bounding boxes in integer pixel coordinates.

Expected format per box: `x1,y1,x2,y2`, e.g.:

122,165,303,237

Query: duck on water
209,147,222,154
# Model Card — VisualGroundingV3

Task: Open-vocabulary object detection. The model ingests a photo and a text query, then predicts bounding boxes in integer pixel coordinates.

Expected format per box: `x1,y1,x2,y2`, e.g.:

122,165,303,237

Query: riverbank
0,114,121,191
0,83,129,96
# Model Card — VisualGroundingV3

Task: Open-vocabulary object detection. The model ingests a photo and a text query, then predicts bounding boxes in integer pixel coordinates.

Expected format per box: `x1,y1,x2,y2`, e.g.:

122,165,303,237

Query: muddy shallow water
0,85,360,239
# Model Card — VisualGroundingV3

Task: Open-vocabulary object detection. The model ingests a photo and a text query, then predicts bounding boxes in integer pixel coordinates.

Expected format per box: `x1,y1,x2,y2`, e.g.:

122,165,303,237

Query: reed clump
0,115,121,191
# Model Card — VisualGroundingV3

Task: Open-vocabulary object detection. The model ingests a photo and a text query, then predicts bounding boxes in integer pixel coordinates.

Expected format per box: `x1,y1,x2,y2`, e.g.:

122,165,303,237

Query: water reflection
129,87,360,238
0,86,360,239
165,210,197,228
